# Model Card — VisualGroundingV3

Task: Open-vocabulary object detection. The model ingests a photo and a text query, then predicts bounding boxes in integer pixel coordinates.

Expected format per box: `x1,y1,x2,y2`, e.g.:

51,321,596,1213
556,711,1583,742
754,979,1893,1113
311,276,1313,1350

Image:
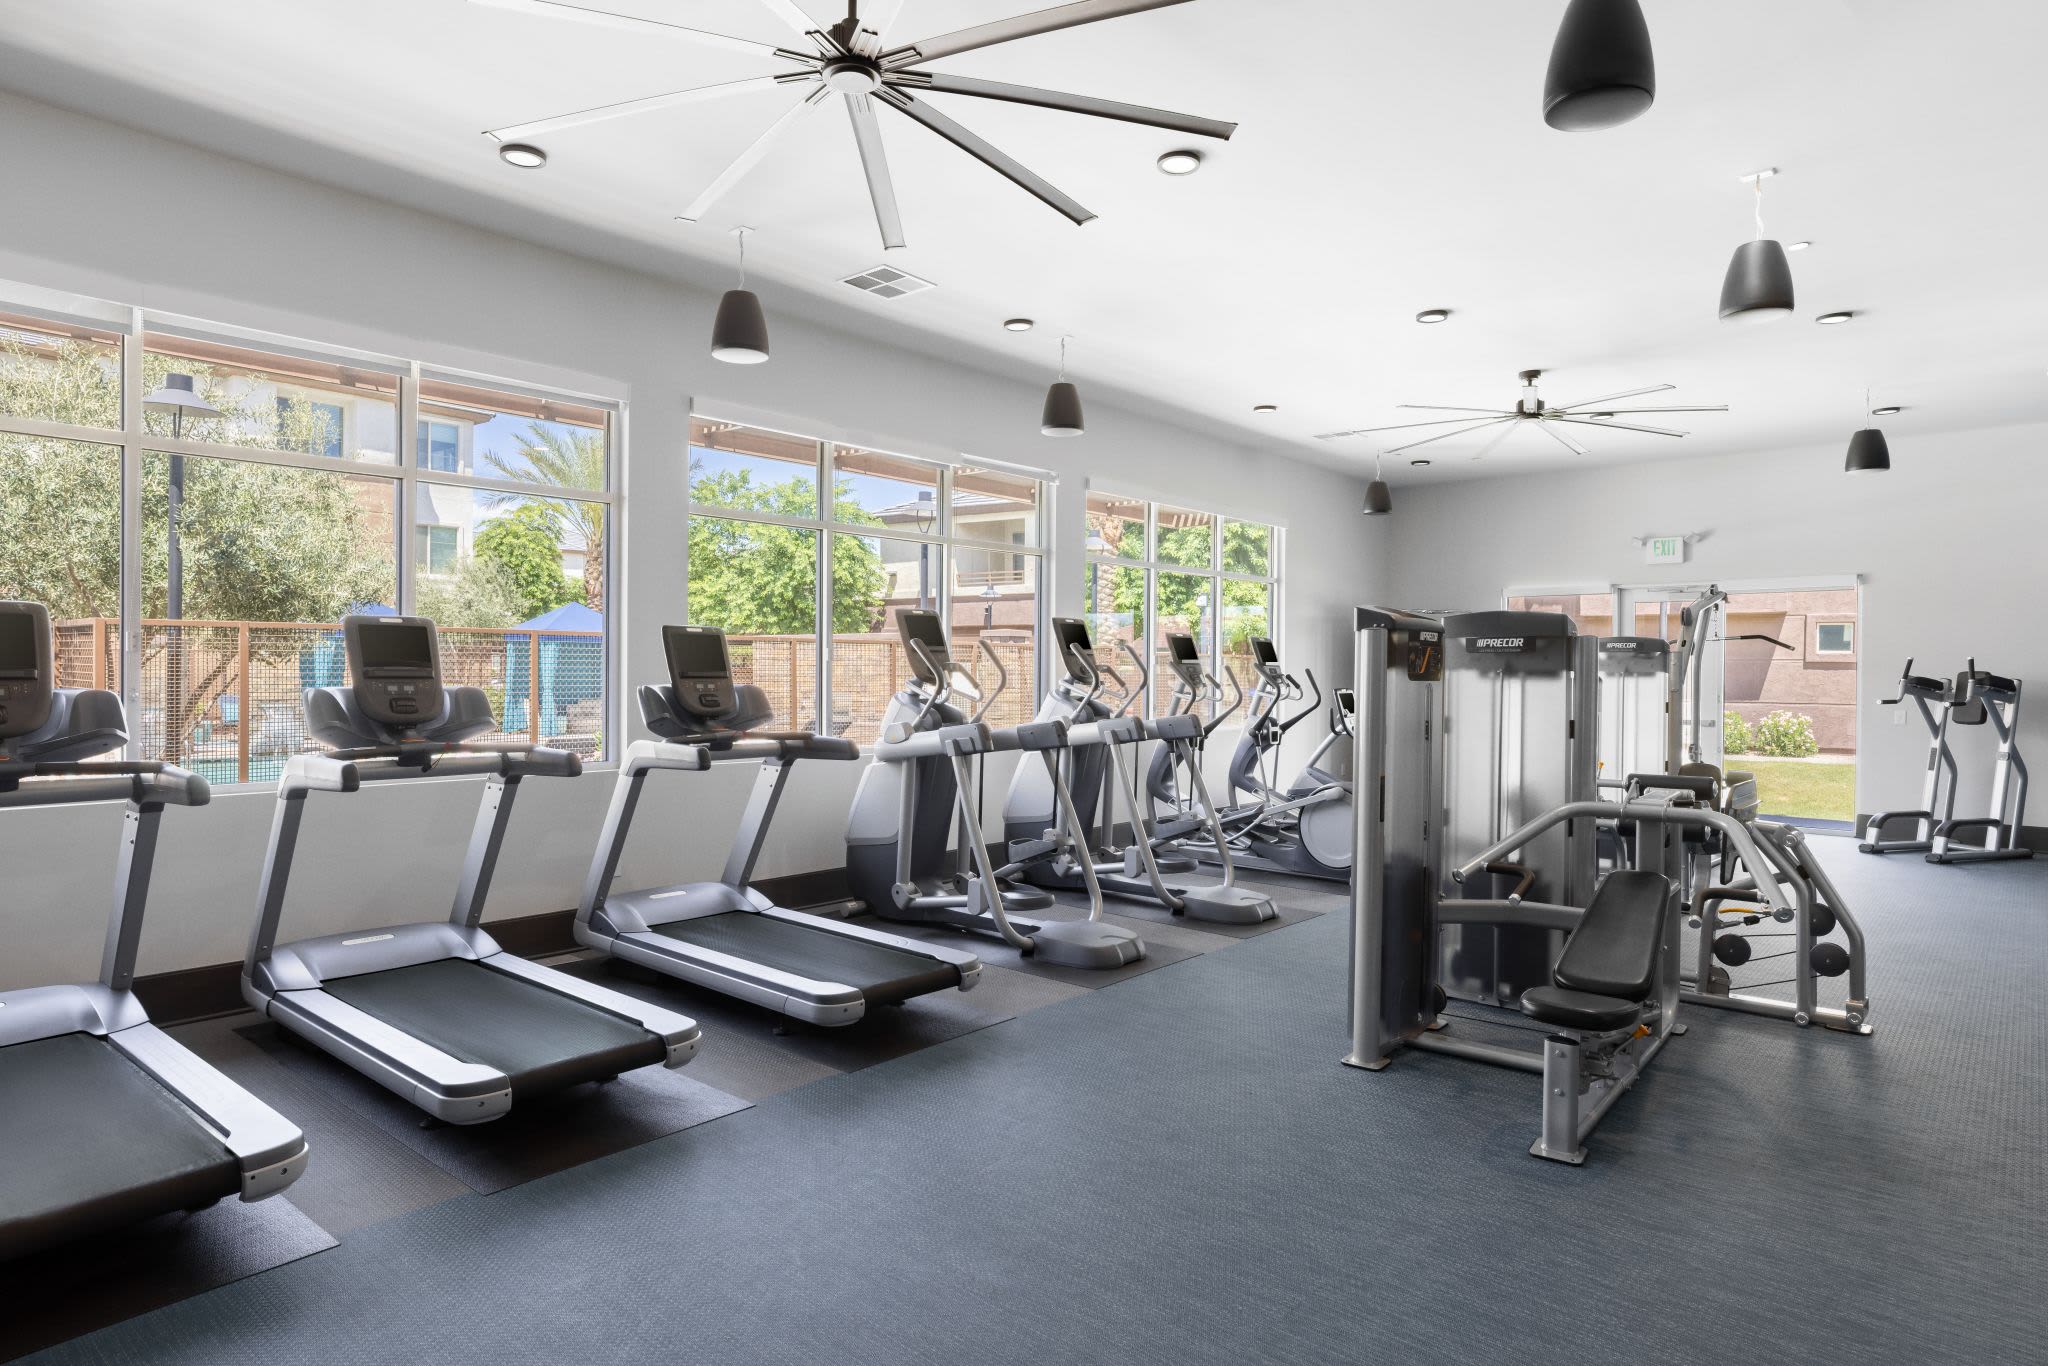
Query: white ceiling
2,0,2045,485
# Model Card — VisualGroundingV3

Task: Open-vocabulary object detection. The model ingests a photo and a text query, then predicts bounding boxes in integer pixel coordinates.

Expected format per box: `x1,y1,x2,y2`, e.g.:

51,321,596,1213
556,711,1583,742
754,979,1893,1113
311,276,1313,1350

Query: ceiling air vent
841,265,934,299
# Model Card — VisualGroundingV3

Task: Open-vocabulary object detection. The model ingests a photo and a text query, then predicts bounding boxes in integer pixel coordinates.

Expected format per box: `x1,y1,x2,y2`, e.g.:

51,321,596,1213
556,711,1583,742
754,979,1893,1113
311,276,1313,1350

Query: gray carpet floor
21,851,2047,1366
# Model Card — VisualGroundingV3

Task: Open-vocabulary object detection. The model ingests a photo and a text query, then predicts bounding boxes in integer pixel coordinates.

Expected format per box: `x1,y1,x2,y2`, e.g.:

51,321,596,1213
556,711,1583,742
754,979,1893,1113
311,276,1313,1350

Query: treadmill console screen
897,610,950,684
1052,617,1093,683
664,624,737,719
0,602,52,739
344,615,444,728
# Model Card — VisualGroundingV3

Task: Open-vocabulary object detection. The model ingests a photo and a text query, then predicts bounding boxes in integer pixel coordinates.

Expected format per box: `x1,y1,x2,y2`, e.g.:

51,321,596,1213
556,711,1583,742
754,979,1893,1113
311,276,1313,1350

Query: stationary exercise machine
1186,636,1353,881
1342,606,1798,1164
1927,661,2032,863
243,614,699,1123
1859,659,1958,855
1,600,306,1258
577,624,980,1025
845,610,1145,968
1002,618,1275,924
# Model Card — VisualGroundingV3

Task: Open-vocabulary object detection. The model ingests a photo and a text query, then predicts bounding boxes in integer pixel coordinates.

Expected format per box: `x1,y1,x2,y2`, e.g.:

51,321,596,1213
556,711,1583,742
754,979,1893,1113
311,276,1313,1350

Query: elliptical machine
1178,637,1353,882
844,610,1145,968
1002,619,1276,924
1859,659,1959,855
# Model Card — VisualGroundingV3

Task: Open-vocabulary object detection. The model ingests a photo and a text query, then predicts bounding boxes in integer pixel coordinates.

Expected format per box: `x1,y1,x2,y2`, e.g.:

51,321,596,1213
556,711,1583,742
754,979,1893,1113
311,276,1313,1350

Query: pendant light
1845,388,1892,473
711,227,770,365
1543,0,1657,132
1041,335,1084,437
1720,171,1795,322
1363,452,1393,515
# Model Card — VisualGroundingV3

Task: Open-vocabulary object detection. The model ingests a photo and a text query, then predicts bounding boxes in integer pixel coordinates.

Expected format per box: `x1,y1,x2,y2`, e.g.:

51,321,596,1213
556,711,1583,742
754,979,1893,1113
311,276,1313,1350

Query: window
417,420,460,473
1506,591,1617,636
1815,621,1854,655
0,292,619,782
417,525,460,575
689,417,1049,741
1084,493,1282,721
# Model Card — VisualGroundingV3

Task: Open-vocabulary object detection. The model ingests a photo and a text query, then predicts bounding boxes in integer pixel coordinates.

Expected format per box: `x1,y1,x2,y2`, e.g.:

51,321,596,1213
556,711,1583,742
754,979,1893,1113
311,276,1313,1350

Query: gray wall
0,90,1389,986
1381,421,2048,824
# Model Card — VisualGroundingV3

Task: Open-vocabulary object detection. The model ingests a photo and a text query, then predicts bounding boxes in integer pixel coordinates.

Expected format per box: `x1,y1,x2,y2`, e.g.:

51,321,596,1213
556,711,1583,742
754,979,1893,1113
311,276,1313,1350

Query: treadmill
0,601,306,1259
576,624,980,1026
241,614,699,1124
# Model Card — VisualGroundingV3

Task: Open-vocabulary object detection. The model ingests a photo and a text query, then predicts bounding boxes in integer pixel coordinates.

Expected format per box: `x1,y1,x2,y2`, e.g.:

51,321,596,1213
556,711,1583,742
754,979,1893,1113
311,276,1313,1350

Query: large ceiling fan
1315,369,1729,460
476,0,1235,250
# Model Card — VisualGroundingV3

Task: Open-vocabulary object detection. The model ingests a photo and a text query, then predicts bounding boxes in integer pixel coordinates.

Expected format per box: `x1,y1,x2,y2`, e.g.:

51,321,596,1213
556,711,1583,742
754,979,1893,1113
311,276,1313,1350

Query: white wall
0,91,1386,987
1381,421,2048,825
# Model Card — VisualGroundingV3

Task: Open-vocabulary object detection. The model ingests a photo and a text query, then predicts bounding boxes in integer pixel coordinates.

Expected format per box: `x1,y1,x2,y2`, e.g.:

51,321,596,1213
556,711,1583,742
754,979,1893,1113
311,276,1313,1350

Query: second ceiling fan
478,0,1236,250
1316,369,1729,460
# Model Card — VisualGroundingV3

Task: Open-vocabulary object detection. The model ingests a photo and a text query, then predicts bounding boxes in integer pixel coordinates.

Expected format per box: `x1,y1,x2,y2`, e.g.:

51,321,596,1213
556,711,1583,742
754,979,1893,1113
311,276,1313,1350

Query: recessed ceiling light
498,142,547,169
1816,311,1856,325
1788,240,1813,251
1252,404,1278,415
1409,458,1432,467
1415,309,1451,324
1871,405,1903,416
1003,318,1034,332
1156,149,1203,176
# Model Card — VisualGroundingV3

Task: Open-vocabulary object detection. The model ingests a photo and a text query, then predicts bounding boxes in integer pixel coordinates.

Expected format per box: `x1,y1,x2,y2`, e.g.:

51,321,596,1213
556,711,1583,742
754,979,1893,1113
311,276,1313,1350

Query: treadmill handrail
688,731,861,763
278,753,361,797
621,738,712,777
323,744,582,783
0,760,211,809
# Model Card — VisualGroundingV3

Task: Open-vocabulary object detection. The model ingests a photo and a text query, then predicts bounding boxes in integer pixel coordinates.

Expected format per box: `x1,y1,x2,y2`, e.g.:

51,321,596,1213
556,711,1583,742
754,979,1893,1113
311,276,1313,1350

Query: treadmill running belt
651,911,962,1004
0,1032,241,1260
323,958,664,1096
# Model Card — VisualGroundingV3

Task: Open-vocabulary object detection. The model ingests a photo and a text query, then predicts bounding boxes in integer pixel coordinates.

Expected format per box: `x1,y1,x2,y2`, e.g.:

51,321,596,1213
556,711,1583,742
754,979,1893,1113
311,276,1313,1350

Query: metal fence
48,620,1038,779
52,619,605,785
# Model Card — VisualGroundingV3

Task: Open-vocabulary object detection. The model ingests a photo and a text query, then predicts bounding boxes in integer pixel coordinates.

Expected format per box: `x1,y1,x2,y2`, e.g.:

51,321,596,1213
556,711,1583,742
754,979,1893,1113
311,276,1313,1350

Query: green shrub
1752,709,1819,758
1724,710,1753,755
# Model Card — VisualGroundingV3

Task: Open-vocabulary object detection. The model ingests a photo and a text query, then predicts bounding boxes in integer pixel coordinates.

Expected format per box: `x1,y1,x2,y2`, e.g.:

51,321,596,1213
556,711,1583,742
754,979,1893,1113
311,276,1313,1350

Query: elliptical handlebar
1277,667,1325,736
1115,639,1149,719
1060,641,1109,724
1206,666,1246,736
972,638,1008,726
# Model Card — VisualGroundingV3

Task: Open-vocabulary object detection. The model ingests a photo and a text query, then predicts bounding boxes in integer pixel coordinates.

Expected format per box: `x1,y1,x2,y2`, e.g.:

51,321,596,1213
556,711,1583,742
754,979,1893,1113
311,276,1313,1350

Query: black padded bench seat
1521,869,1671,1033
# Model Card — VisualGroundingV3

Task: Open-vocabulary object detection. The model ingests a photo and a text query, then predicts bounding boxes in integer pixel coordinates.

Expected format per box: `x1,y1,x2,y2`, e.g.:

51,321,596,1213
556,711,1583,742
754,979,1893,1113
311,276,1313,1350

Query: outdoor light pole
142,374,219,761
981,580,1001,629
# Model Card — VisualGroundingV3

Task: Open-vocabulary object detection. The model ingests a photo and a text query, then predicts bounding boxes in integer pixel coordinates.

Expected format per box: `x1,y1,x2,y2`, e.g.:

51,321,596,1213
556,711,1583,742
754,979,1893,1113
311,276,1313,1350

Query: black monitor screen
1251,637,1278,667
899,610,946,652
666,627,729,681
1168,633,1199,664
0,612,36,675
358,623,434,673
1053,618,1092,680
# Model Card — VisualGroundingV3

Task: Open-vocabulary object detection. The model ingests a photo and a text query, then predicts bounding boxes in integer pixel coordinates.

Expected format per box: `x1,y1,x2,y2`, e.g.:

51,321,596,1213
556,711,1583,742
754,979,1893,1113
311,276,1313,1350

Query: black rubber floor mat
232,1020,749,1196
1,1191,332,1364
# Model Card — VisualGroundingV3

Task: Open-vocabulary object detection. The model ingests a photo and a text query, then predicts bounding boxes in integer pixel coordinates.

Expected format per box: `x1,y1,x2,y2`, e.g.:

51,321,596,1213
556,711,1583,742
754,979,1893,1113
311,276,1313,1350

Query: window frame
1082,489,1284,722
685,413,1053,736
0,287,623,784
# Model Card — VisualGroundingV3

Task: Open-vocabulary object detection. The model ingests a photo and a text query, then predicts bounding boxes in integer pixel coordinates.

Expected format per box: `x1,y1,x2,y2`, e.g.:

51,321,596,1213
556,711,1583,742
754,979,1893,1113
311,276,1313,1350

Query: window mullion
398,364,420,614
118,307,144,757
817,441,832,736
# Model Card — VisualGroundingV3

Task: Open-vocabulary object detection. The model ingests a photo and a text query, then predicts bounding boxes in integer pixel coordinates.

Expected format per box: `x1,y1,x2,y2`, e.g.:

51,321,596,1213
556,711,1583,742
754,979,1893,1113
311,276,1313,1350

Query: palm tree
482,422,607,611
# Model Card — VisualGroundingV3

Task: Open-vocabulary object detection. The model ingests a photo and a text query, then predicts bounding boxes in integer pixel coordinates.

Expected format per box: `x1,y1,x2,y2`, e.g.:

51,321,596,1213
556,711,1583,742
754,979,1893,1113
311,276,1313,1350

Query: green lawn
1734,759,1857,822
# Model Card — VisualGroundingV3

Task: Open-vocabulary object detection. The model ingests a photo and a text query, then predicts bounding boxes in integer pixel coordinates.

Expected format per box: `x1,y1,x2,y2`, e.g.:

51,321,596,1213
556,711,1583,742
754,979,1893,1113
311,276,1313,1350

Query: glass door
1618,585,1725,772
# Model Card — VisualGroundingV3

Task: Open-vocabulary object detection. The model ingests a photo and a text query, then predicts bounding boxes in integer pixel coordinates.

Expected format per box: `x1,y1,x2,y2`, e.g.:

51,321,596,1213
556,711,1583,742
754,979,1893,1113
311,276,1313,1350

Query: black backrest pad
1552,869,1672,1002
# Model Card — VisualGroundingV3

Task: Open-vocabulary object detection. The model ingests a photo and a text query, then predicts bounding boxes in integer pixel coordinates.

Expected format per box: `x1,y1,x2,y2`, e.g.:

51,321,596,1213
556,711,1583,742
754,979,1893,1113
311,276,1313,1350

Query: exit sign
1644,536,1688,565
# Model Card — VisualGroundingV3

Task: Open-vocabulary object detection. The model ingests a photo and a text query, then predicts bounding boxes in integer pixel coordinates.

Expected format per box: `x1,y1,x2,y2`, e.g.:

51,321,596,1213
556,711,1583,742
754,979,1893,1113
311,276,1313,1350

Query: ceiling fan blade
1467,421,1521,462
676,86,829,222
877,88,1095,225
754,0,827,40
1535,421,1588,457
471,0,789,58
1554,418,1689,438
1386,417,1515,454
882,0,1194,66
487,73,795,141
1395,404,1511,414
1575,404,1730,415
1331,413,1516,435
845,92,906,250
1552,383,1674,410
856,0,907,43
894,72,1235,140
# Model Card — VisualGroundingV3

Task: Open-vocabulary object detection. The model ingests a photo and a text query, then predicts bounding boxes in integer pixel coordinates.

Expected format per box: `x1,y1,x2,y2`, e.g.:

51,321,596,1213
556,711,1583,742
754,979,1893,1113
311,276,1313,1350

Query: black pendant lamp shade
1845,427,1891,473
1363,479,1393,515
711,288,770,365
1041,381,1085,438
1720,238,1795,322
1543,0,1657,131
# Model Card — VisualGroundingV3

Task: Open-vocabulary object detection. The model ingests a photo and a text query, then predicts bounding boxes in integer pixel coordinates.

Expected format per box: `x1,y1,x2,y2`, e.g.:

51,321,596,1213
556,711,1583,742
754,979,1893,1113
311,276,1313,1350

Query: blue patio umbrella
506,602,604,737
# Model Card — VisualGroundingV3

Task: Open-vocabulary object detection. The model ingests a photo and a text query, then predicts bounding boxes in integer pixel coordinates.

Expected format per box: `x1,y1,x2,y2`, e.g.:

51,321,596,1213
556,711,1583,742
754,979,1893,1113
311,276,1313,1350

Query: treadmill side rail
481,953,701,1068
256,983,515,1123
108,1021,308,1199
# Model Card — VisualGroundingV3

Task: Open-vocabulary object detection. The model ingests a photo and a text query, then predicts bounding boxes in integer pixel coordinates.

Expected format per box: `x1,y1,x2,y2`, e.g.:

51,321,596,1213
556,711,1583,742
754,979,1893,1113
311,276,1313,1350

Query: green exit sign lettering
1644,536,1687,565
